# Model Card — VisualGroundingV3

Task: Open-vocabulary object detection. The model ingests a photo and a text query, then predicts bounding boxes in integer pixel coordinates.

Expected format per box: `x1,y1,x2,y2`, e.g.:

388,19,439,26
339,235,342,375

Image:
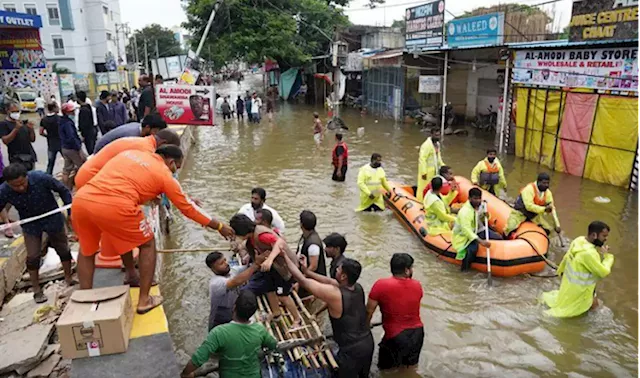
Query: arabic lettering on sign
513,47,638,92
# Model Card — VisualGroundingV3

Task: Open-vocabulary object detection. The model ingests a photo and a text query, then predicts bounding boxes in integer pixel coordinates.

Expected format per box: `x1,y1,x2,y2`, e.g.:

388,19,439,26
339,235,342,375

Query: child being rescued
229,214,302,328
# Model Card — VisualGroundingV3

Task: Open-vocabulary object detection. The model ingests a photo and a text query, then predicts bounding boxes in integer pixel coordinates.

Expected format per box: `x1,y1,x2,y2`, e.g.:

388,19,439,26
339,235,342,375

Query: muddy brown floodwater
161,77,638,377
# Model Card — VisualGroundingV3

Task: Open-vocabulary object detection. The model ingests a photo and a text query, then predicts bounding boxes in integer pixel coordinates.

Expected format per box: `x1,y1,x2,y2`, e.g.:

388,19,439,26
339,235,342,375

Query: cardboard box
56,285,133,359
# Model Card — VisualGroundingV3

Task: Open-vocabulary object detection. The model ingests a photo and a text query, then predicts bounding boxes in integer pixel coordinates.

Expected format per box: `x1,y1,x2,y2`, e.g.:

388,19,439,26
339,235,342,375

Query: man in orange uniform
73,145,235,314
73,129,182,287
74,128,181,189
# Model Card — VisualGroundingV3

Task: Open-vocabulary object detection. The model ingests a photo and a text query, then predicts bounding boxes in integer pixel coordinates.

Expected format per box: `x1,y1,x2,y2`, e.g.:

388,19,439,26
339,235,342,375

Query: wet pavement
161,75,638,377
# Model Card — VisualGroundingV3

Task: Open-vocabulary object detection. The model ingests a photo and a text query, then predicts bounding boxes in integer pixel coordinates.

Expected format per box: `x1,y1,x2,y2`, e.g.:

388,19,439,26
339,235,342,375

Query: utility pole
155,39,159,59
133,33,139,67
195,0,223,57
144,39,150,74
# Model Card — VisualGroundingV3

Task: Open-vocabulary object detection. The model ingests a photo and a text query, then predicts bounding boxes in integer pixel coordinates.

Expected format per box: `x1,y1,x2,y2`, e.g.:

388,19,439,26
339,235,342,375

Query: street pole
144,39,150,74
440,51,448,139
115,24,121,66
155,39,159,59
133,33,139,66
498,57,511,155
195,0,222,57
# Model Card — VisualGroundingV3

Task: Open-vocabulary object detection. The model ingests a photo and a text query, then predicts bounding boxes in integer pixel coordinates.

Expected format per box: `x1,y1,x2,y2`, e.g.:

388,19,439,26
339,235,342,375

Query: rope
0,204,71,232
515,229,559,270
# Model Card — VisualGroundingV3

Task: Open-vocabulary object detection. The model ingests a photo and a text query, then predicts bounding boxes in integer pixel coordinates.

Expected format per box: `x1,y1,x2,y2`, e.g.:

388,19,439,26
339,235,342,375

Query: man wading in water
283,253,374,377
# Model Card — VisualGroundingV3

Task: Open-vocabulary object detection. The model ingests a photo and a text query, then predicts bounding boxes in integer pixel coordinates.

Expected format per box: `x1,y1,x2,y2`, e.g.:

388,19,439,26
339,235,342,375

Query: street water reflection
161,79,638,377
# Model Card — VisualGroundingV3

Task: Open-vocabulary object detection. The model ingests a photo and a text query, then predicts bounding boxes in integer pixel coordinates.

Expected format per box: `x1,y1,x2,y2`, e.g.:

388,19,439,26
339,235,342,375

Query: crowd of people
0,78,617,378
216,86,279,124
181,186,425,377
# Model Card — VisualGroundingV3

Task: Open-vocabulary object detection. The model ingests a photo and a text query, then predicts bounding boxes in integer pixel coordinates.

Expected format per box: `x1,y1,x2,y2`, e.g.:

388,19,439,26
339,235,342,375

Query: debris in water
357,127,365,137
593,196,610,204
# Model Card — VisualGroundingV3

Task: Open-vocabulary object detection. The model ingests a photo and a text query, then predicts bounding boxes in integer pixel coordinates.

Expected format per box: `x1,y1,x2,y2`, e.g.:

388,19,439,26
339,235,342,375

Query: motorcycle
471,105,498,133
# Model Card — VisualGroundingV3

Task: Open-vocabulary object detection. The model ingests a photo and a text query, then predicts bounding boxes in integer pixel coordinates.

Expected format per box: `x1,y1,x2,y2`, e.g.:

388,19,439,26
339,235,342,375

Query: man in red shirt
366,253,424,370
331,133,348,182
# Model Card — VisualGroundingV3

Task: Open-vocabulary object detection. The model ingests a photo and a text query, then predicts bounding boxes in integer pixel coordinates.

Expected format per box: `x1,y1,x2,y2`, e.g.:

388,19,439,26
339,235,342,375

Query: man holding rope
0,164,76,303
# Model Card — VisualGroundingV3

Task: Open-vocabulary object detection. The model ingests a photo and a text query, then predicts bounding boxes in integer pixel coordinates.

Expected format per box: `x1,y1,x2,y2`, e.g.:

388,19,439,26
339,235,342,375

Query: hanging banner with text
512,47,638,92
0,29,45,69
569,0,638,42
405,0,445,50
418,75,442,93
155,84,215,126
447,12,504,48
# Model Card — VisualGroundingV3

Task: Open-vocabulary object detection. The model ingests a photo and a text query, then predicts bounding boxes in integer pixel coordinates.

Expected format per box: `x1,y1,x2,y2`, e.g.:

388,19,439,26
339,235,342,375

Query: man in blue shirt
93,113,167,154
59,103,86,189
0,164,75,303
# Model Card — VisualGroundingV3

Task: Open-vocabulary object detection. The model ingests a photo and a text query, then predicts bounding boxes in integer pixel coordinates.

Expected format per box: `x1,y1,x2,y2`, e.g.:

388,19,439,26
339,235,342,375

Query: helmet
61,102,75,114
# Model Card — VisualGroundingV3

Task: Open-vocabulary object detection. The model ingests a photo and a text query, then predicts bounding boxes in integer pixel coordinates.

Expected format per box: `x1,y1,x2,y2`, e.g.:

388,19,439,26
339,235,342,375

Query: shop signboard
418,75,442,93
58,74,75,97
178,67,200,85
405,0,445,50
513,46,638,92
155,84,215,126
0,10,42,28
569,0,638,42
447,12,504,48
0,29,45,69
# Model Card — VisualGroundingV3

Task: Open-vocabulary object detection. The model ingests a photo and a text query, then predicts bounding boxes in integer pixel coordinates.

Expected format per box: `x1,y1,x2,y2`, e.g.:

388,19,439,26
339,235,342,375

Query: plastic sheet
555,139,588,177
526,89,546,132
516,87,528,128
560,92,596,143
591,96,638,152
584,145,635,187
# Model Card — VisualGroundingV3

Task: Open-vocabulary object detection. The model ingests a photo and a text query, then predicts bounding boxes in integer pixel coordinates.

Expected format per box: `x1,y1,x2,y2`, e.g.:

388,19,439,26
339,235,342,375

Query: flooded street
162,76,637,377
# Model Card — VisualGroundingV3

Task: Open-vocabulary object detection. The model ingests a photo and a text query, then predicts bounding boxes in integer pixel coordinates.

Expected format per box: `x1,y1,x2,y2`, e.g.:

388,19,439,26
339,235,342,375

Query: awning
368,49,404,60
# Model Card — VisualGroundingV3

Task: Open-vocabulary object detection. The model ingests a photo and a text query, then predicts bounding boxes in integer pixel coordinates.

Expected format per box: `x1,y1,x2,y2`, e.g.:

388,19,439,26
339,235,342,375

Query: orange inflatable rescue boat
384,176,549,277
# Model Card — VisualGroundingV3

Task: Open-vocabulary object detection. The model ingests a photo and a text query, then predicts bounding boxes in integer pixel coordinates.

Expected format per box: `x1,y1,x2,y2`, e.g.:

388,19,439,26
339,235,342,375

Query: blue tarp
278,68,300,100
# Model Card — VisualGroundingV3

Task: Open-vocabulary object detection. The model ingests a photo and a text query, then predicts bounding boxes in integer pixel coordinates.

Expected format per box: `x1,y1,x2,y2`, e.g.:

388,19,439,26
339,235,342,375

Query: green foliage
183,0,350,70
126,24,184,63
52,63,70,74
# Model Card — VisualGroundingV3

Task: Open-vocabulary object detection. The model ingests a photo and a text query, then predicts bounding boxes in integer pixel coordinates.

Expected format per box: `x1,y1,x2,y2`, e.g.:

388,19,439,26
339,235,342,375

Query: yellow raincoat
505,182,559,235
542,236,614,318
453,201,484,260
356,163,391,212
416,137,444,202
471,158,507,193
423,190,456,236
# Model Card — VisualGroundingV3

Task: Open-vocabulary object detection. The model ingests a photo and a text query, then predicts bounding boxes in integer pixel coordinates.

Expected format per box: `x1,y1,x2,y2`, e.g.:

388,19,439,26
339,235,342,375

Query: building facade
1,0,126,73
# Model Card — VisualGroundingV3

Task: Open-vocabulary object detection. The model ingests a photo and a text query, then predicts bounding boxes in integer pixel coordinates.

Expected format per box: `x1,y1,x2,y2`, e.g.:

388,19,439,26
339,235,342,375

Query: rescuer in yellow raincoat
471,148,507,196
417,129,444,202
505,173,561,236
423,177,456,236
356,153,391,212
542,221,614,318
453,188,502,271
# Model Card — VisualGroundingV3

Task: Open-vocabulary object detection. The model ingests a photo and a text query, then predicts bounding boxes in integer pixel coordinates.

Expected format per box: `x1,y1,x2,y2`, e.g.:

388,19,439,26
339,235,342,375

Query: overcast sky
121,0,572,34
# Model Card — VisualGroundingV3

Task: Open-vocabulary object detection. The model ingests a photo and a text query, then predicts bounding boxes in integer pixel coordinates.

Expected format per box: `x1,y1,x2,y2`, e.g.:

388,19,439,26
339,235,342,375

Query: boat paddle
551,206,565,249
484,201,493,288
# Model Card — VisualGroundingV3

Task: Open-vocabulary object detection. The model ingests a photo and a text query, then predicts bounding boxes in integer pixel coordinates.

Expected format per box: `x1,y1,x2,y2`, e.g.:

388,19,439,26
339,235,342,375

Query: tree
183,0,349,70
391,18,406,34
126,24,184,64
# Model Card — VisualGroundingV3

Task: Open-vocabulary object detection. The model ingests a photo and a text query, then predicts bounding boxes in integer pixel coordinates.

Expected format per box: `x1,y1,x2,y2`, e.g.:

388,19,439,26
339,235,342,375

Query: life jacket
332,142,348,167
513,183,547,219
423,175,451,199
479,160,500,186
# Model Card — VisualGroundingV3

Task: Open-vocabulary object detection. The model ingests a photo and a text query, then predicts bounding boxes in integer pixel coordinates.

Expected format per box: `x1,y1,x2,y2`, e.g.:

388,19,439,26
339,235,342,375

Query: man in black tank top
296,210,327,298
283,253,374,378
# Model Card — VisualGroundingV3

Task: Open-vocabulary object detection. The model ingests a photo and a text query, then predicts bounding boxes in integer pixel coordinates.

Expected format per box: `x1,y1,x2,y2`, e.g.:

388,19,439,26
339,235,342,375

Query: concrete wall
465,65,501,119
361,29,405,49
